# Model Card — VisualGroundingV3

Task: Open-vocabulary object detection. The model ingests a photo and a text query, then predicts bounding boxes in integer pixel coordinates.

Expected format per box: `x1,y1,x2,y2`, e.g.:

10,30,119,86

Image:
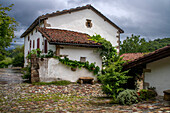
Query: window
31,31,33,35
86,19,92,28
30,40,32,49
36,28,37,32
80,57,86,62
28,35,30,41
33,40,35,48
37,38,40,49
44,40,48,53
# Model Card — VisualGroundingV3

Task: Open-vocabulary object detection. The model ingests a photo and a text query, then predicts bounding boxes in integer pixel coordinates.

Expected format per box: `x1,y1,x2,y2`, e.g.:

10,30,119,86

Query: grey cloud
1,0,170,49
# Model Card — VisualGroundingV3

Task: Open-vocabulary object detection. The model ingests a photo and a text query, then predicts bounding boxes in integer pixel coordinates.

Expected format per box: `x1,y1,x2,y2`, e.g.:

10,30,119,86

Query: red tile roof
120,53,145,61
20,4,124,38
123,45,170,69
37,27,101,47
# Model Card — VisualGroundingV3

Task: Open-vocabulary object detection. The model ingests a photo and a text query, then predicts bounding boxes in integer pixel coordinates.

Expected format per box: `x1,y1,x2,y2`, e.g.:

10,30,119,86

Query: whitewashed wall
24,24,45,66
60,46,102,69
46,9,119,47
145,56,170,95
24,9,120,66
39,58,97,82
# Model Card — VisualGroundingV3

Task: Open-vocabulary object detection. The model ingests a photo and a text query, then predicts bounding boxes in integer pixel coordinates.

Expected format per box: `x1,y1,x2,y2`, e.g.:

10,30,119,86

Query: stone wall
31,54,40,83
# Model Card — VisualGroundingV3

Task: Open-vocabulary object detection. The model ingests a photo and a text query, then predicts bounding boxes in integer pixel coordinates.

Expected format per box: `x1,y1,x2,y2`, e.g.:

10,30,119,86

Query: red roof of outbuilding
120,53,145,61
123,45,170,69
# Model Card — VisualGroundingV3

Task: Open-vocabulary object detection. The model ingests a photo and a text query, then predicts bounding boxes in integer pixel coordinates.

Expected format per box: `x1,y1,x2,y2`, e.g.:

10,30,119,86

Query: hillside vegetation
120,35,170,55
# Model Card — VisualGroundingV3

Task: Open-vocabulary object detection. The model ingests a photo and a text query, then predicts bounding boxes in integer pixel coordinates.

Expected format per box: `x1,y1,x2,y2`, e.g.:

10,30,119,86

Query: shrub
90,34,130,99
0,57,12,68
21,64,31,82
12,53,24,67
0,54,5,61
117,89,140,105
139,89,157,100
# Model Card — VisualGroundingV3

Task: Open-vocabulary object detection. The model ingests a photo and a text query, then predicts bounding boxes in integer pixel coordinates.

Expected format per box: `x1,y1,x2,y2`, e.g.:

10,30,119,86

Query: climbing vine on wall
54,56,100,75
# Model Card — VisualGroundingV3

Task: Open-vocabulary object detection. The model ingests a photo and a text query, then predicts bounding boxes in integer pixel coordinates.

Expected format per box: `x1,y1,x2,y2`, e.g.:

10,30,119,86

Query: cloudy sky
1,0,170,49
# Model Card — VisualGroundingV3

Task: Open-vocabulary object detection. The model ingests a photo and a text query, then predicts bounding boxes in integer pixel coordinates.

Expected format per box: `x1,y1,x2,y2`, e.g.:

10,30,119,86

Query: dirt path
0,68,23,84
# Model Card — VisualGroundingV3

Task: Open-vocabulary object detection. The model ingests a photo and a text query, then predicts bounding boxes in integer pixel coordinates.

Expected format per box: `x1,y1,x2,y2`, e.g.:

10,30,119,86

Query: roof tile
120,53,145,61
37,27,101,46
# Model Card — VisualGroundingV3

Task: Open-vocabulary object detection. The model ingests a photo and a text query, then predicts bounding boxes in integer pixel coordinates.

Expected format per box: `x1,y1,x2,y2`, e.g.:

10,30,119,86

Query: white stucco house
20,5,124,82
20,4,123,67
122,45,170,95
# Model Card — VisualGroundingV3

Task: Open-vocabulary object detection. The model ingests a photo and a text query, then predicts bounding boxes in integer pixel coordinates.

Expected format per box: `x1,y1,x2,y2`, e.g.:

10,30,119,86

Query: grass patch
32,80,71,86
18,93,85,103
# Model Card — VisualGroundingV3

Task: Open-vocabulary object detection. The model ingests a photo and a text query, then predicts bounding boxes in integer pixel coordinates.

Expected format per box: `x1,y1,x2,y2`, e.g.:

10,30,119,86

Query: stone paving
0,83,170,113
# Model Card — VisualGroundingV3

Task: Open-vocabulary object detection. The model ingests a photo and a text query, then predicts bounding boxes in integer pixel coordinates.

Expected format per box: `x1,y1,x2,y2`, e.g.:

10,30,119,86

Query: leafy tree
12,52,24,67
10,45,24,67
7,45,24,58
120,34,170,55
120,34,149,55
0,4,18,61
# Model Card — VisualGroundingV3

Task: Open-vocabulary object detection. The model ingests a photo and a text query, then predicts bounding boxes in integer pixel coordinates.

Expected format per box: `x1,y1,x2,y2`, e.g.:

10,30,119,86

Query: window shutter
37,38,40,49
45,40,48,53
30,40,31,49
33,40,35,48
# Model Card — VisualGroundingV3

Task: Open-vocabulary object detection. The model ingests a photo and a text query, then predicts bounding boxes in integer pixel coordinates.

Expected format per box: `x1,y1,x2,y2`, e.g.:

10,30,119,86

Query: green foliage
7,45,24,58
0,57,12,68
117,89,140,105
54,56,100,75
120,34,149,54
120,34,170,55
22,64,31,82
90,34,130,99
0,54,5,61
0,4,18,56
32,80,71,86
12,53,24,67
139,89,157,100
45,49,54,58
27,48,42,59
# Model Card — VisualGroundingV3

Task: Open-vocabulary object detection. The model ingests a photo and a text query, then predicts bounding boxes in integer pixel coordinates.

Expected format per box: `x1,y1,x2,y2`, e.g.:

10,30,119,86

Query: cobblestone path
0,83,170,113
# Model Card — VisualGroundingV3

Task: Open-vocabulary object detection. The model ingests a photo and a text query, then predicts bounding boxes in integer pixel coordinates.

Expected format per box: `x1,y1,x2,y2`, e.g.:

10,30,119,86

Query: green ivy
27,48,41,59
54,56,100,75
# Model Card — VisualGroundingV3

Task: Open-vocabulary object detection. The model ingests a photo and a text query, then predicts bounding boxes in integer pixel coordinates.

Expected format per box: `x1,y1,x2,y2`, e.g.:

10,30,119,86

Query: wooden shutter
45,40,48,53
30,40,31,49
37,38,40,49
33,40,35,48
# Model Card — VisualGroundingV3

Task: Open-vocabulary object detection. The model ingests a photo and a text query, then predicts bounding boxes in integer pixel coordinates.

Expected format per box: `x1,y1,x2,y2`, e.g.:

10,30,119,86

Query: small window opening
28,35,30,41
86,19,92,28
33,40,35,48
80,57,86,62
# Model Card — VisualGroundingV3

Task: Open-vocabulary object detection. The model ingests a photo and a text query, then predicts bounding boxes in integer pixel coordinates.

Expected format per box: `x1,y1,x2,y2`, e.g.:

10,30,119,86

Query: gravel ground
0,83,170,113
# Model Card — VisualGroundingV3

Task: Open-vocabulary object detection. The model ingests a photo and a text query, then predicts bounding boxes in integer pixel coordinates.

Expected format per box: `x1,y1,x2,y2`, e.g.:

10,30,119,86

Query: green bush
0,57,13,68
12,53,24,67
139,89,157,100
32,80,71,85
0,54,5,61
117,89,140,105
90,34,130,99
21,65,31,82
